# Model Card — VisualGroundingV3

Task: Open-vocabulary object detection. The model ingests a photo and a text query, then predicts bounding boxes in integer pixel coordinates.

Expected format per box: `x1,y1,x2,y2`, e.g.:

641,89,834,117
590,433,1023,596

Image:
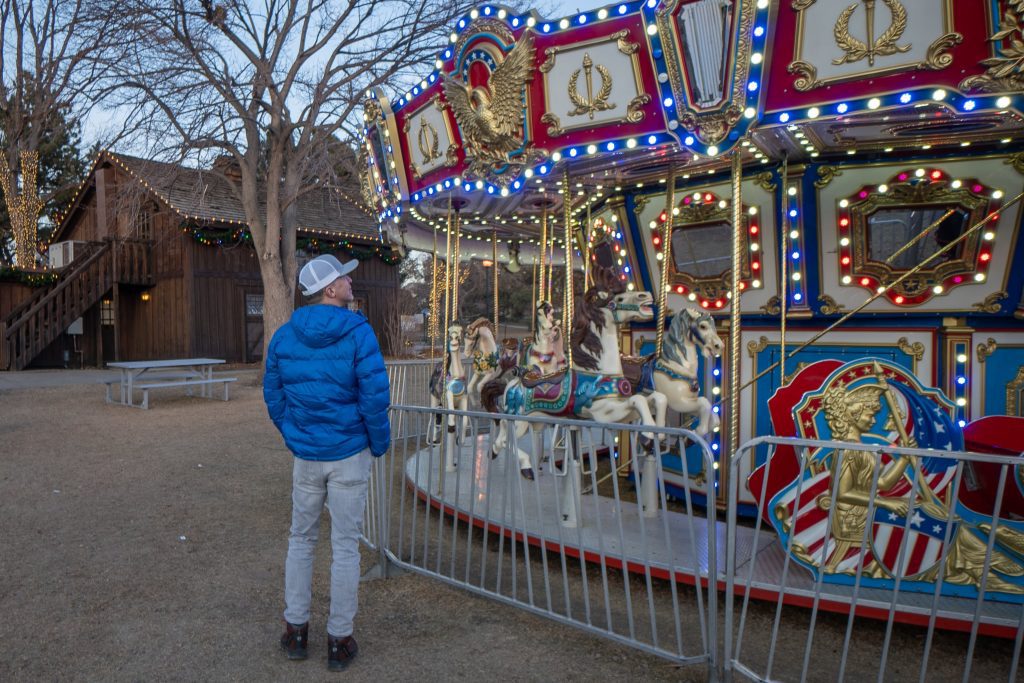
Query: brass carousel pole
655,165,676,359
563,167,574,369
492,226,499,332
538,193,548,308
727,151,744,497
779,155,789,385
452,208,462,322
584,199,592,287
430,222,439,363
442,196,453,379
531,257,538,337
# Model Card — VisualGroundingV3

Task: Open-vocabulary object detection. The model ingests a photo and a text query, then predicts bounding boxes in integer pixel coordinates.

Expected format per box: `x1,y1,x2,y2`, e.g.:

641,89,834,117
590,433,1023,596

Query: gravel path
0,381,693,682
0,377,1017,681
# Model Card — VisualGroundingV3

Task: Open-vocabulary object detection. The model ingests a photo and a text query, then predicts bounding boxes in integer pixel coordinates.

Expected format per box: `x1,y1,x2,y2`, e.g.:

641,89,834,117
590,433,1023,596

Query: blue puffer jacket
263,304,391,460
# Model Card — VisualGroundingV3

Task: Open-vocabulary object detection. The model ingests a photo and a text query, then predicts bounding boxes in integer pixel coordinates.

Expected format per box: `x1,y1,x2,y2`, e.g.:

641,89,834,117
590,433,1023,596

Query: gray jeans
284,449,371,637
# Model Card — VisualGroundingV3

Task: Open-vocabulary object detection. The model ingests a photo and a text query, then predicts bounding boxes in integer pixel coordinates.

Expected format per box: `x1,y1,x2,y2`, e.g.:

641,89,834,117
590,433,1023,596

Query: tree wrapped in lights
0,151,44,267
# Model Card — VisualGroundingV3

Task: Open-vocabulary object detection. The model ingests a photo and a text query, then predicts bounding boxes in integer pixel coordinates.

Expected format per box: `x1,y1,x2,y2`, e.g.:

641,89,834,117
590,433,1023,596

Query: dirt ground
0,378,1019,682
0,380,697,682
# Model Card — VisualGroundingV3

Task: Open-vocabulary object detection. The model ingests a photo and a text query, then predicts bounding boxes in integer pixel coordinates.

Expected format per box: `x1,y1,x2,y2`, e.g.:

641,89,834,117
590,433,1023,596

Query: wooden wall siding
118,277,190,361
0,282,34,320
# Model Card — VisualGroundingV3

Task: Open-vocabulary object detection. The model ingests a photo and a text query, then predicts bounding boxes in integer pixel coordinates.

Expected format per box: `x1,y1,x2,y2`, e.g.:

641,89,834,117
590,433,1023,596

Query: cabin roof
53,150,380,244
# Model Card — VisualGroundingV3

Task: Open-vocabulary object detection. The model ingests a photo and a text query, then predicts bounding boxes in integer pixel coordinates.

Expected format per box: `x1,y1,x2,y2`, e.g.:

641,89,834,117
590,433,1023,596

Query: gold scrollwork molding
633,195,650,215
626,94,651,123
792,0,815,10
1008,366,1024,416
920,32,963,70
972,291,1007,314
976,337,998,363
783,362,810,387
754,172,777,193
814,166,841,189
788,60,822,92
1006,152,1024,176
896,337,925,361
747,335,771,358
817,295,845,315
445,144,460,168
760,296,781,316
540,112,565,137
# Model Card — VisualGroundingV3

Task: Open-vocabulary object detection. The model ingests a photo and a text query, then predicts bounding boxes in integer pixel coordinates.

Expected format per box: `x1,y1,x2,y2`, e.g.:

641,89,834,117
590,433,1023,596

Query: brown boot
327,634,358,671
280,621,308,660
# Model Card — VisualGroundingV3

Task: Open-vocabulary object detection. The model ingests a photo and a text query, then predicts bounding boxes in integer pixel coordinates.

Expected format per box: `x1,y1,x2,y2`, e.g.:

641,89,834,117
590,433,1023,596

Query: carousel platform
405,435,1022,639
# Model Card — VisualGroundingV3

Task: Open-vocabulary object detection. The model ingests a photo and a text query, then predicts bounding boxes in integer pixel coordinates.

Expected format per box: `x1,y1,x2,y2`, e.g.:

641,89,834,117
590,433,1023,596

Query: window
137,203,156,240
100,300,114,326
245,293,264,318
671,221,732,278
866,207,966,267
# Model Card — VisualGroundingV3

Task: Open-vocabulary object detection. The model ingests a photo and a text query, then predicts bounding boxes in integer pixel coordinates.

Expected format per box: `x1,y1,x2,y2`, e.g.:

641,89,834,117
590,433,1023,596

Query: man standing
263,254,390,671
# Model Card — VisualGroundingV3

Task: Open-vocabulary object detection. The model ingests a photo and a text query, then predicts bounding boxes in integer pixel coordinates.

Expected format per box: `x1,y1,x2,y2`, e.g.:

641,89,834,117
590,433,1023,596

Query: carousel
360,0,1024,643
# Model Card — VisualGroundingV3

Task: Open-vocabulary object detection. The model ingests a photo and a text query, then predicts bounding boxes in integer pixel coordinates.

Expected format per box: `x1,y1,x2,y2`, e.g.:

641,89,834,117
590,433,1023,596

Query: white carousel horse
623,307,723,437
428,323,470,446
482,267,667,479
464,318,501,407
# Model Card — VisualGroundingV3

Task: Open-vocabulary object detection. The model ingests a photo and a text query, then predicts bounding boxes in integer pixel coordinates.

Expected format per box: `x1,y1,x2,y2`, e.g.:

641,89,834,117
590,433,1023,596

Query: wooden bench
104,372,206,404
133,377,237,409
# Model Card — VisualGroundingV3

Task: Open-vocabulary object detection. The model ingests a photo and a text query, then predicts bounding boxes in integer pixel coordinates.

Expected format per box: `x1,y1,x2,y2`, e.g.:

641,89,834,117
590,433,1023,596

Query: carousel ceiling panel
764,1,1024,128
361,1,774,234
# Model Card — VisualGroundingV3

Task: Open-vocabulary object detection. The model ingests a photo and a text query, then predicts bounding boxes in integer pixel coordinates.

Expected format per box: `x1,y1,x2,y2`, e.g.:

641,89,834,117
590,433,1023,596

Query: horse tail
481,376,508,413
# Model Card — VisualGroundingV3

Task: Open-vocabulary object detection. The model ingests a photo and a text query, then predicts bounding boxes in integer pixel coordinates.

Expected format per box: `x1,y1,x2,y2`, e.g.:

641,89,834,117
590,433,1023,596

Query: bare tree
0,0,116,267
102,0,474,356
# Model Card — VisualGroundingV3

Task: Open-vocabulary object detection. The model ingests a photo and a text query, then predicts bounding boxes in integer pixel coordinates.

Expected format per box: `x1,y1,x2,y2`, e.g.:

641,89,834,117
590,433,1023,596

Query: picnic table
105,358,237,409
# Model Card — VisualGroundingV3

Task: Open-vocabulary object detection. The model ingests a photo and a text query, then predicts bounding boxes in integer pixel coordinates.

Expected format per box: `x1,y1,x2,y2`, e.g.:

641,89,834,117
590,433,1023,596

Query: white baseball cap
298,254,358,295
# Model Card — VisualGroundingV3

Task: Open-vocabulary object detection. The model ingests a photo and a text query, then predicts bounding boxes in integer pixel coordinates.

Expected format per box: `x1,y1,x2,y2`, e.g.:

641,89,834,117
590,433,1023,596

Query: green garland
0,267,59,286
181,222,403,266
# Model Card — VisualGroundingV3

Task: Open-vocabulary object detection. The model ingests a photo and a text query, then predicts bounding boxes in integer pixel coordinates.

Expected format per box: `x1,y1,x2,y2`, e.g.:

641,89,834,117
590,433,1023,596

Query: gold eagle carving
442,34,535,177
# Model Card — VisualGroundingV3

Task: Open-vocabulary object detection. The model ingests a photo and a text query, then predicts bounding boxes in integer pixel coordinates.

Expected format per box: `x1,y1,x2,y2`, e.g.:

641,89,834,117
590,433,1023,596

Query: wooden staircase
1,238,153,370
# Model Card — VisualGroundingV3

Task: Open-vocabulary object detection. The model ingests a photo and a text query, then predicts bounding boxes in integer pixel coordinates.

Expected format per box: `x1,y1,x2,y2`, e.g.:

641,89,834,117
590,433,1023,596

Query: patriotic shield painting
870,506,958,580
751,357,1024,601
758,358,960,581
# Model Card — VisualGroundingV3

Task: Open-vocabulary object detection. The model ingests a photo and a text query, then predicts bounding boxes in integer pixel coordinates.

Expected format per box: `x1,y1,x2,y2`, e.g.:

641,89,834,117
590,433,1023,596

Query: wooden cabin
0,151,399,370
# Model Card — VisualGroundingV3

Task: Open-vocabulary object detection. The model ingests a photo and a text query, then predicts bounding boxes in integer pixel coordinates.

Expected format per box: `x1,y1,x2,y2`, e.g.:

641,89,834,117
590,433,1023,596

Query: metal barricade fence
725,435,1024,682
362,359,436,553
369,404,720,678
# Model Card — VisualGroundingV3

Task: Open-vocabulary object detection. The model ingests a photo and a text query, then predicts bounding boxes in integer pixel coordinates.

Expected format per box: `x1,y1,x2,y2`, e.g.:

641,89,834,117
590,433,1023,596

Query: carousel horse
464,318,501,407
622,307,723,437
428,323,470,445
522,300,567,375
482,267,667,479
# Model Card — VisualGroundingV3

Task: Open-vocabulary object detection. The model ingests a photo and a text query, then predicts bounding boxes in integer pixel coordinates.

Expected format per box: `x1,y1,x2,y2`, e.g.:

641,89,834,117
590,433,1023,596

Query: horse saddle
522,368,567,400
621,354,654,392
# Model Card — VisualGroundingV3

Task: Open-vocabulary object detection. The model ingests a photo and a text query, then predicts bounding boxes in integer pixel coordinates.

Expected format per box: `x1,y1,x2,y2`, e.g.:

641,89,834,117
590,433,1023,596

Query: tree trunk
259,252,292,367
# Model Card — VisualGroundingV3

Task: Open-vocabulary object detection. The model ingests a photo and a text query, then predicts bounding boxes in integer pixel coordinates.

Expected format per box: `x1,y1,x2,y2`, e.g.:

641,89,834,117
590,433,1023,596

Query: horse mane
662,310,692,365
571,266,625,371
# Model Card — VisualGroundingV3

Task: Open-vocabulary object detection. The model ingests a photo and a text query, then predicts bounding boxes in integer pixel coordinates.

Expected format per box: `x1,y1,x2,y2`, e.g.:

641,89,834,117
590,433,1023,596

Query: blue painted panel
983,346,1024,416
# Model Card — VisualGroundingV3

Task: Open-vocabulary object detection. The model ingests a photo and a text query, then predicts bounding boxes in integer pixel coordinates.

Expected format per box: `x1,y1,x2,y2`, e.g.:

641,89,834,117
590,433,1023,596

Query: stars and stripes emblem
870,507,958,579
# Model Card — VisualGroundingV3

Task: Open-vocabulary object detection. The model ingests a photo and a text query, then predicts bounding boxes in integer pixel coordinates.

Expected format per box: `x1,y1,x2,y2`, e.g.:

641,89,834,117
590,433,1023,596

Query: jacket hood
290,305,367,348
